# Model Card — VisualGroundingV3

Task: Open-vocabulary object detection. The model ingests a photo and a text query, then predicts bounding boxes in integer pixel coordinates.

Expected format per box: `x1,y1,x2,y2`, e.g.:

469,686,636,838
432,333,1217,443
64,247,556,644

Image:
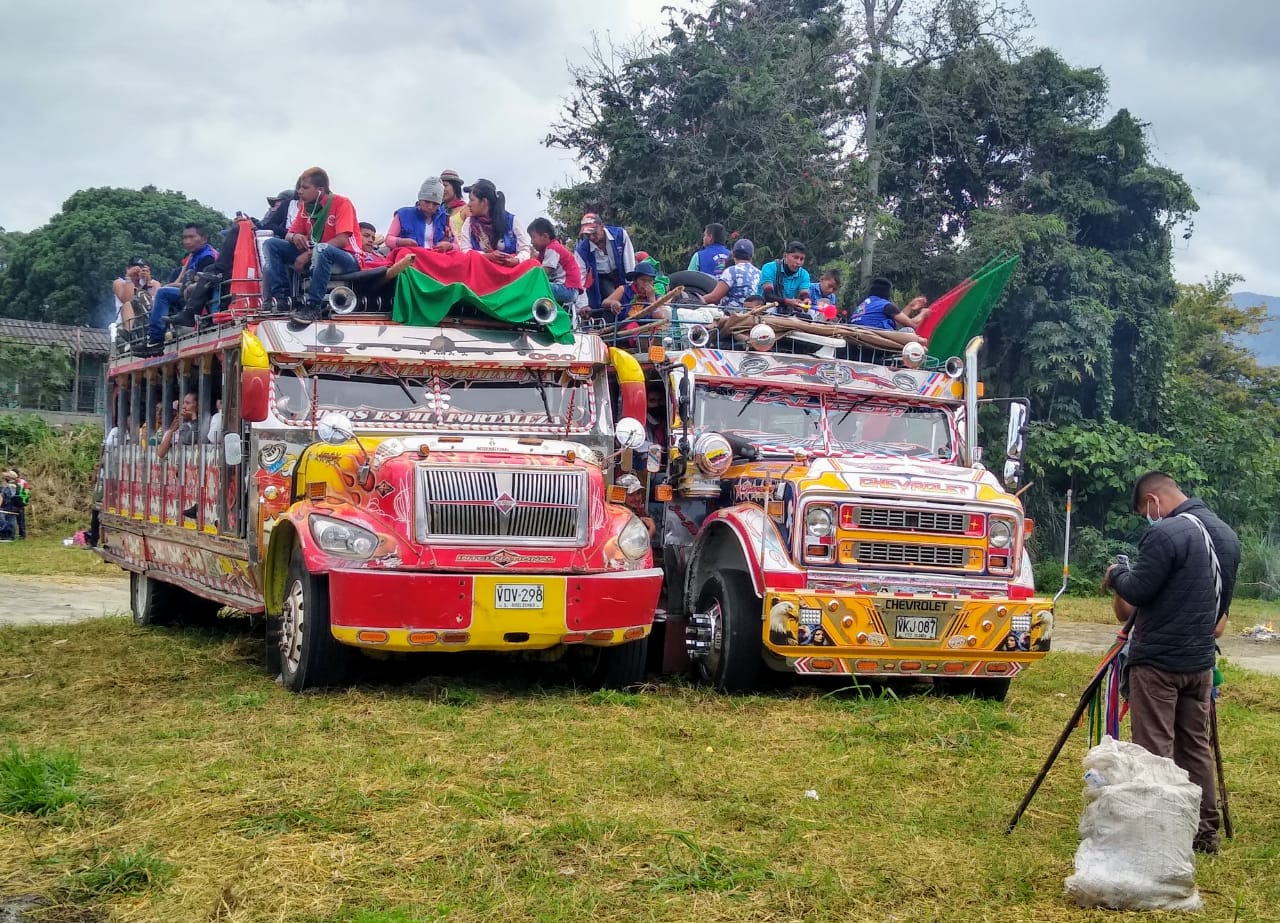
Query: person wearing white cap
385,177,454,251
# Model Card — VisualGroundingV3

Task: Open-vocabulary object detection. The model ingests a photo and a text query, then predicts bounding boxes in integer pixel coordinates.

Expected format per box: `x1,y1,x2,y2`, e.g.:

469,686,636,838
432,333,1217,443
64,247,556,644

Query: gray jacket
1110,498,1240,674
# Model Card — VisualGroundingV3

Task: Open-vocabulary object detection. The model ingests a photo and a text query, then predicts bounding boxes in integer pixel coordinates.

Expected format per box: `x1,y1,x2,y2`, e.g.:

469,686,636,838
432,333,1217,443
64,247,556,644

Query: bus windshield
696,385,955,460
272,366,605,433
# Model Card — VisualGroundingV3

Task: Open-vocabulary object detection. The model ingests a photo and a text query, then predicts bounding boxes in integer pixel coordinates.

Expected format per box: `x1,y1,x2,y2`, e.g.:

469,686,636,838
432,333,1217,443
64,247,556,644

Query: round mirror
614,416,646,449
692,431,733,476
749,323,776,351
901,341,926,368
317,411,356,446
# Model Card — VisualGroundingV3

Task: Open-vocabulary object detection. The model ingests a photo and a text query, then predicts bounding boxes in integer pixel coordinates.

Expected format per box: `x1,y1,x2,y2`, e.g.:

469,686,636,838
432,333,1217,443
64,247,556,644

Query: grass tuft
65,847,175,898
0,746,83,816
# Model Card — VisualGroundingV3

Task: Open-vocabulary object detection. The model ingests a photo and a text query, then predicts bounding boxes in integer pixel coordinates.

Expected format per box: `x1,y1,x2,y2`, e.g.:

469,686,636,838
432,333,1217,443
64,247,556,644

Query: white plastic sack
1064,736,1203,912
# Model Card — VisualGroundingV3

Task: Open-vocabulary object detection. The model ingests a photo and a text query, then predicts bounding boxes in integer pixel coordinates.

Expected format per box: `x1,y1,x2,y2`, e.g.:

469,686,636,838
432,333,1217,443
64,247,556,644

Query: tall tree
0,187,229,327
545,0,857,269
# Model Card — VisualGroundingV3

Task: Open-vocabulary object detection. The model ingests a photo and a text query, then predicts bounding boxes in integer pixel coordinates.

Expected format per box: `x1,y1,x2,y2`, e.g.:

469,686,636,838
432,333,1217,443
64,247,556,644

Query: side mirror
615,416,646,450
242,368,270,423
223,432,243,467
1004,401,1029,488
318,411,356,446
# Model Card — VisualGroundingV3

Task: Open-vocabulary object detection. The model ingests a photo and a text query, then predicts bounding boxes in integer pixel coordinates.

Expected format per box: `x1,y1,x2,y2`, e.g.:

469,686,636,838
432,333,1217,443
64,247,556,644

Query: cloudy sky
2,0,1276,294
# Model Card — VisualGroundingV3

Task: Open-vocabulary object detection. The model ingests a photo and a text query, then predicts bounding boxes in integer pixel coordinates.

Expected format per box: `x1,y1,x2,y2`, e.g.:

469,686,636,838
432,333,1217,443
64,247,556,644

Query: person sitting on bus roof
811,269,841,321
440,169,467,246
157,392,199,459
527,218,583,308
260,188,299,239
576,212,636,318
384,177,452,251
262,167,365,324
688,223,732,276
757,241,811,317
847,276,931,331
113,257,159,334
704,238,760,310
144,225,218,352
457,179,532,267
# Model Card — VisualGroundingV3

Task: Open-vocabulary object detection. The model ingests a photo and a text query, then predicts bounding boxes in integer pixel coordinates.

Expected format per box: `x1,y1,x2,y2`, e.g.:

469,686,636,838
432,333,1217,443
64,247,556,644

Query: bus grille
416,468,586,543
854,506,969,534
853,542,970,569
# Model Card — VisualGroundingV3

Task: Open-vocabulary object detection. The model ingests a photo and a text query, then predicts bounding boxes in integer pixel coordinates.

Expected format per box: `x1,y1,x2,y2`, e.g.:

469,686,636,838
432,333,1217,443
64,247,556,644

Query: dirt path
2,574,1278,675
0,574,130,625
1053,620,1280,677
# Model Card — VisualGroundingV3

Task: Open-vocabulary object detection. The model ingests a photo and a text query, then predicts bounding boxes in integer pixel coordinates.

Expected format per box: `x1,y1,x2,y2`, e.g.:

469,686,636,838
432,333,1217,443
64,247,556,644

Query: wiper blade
737,386,767,418
532,371,555,422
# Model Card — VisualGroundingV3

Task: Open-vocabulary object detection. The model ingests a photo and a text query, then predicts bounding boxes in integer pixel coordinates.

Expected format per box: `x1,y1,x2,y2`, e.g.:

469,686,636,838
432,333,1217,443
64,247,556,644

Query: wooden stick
624,285,686,324
1210,696,1233,839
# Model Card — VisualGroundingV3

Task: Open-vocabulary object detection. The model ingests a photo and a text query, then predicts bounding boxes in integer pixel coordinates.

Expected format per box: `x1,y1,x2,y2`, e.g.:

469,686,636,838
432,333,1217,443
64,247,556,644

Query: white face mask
1145,496,1162,526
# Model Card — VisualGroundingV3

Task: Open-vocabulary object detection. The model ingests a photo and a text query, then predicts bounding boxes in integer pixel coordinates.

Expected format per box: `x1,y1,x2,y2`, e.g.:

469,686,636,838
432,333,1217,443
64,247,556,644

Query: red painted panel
329,571,475,629
564,571,663,630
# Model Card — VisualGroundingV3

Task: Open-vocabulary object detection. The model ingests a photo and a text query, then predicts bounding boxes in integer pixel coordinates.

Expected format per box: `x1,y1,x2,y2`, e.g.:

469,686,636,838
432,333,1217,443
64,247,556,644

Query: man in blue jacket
576,213,636,317
1104,471,1241,855
687,223,731,275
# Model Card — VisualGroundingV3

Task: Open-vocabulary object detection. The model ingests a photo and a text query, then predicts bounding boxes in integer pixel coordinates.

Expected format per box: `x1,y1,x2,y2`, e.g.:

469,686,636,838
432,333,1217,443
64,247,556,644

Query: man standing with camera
1103,472,1241,855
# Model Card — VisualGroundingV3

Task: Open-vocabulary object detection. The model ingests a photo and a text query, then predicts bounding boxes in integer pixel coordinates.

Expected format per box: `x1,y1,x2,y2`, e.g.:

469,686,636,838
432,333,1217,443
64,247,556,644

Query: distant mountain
1229,292,1280,366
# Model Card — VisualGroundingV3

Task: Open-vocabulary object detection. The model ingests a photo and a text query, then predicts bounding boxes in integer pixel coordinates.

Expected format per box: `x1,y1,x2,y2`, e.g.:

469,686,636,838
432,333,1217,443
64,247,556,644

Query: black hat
462,178,496,197
127,256,149,268
266,189,295,205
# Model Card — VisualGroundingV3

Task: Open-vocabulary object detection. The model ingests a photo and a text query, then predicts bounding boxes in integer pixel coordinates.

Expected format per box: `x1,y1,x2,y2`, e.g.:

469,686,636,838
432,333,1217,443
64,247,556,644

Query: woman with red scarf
456,178,532,267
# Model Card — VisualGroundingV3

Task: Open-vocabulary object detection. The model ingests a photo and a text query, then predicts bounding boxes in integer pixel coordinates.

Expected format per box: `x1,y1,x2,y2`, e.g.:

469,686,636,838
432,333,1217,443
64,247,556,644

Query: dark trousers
1128,663,1219,845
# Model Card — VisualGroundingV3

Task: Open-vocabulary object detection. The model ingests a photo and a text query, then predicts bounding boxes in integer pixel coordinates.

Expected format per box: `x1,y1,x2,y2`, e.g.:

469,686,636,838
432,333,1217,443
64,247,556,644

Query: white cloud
3,0,1275,295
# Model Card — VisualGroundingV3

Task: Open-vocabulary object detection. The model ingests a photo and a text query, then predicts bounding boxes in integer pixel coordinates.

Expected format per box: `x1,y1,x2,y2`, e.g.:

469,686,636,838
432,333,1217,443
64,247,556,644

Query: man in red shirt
527,218,583,308
262,166,364,323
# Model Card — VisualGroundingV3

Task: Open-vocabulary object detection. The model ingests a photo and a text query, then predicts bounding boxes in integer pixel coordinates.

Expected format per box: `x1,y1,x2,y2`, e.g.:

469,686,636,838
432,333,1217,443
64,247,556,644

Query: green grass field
0,536,119,578
1,617,1278,923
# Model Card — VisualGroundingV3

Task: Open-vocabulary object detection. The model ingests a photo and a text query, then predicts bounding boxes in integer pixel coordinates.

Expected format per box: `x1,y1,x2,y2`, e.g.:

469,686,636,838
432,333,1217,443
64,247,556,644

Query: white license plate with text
494,584,545,610
895,616,938,640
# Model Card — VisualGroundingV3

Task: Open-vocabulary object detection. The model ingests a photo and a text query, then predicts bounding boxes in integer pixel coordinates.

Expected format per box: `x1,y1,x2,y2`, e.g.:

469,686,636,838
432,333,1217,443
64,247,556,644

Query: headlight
692,432,733,476
617,516,651,560
989,518,1014,549
805,506,835,539
310,515,379,558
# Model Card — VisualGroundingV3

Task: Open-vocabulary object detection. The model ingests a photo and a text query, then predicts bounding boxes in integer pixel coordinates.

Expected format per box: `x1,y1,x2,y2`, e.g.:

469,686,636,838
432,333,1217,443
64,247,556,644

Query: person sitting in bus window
157,392,199,459
704,239,759,310
262,166,365,324
440,169,468,246
457,179,531,266
811,269,841,321
757,241,811,316
847,277,931,331
687,223,731,275
385,177,452,251
143,225,218,351
527,218,583,308
207,399,223,444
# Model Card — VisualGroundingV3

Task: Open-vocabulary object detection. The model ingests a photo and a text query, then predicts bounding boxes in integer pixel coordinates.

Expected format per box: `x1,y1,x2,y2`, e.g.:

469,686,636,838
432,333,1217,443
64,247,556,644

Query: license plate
895,616,938,640
494,584,544,610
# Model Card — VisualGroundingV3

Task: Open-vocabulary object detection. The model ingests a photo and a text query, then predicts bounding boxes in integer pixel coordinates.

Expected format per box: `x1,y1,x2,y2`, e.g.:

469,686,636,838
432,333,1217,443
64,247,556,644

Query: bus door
218,347,246,541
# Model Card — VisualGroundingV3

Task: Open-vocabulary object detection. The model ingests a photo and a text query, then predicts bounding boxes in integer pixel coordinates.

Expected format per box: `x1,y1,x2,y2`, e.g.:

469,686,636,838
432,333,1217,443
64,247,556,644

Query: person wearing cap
261,188,299,239
385,177,453,251
262,166,365,324
2,469,29,540
704,238,760,310
440,170,468,243
847,276,930,330
621,262,659,321
687,223,732,275
575,213,636,317
457,179,532,266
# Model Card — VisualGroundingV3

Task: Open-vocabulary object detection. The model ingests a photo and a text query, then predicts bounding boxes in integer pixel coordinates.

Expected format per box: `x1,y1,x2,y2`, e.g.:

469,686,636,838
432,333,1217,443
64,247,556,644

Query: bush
0,412,54,464
2,417,101,535
1237,533,1280,600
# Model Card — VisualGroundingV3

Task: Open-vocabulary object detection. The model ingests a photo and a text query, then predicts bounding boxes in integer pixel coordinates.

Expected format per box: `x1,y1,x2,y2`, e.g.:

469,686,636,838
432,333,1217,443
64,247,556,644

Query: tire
571,636,649,689
666,270,718,297
130,572,172,627
277,544,350,692
694,569,762,692
937,677,1011,702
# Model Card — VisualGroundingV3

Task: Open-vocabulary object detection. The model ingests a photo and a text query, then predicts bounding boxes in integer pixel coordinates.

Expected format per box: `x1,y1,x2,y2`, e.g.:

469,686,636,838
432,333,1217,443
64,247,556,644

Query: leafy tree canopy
0,187,230,327
545,0,858,269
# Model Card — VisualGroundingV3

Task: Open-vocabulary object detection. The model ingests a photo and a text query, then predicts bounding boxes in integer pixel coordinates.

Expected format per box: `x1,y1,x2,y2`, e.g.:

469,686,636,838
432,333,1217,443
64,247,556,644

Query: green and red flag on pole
919,255,1020,360
391,248,573,344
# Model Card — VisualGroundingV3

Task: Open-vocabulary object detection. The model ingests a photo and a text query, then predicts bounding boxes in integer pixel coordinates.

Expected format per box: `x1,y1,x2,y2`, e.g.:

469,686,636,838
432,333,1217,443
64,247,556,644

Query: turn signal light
986,662,1011,674
356,630,389,644
623,627,646,640
440,631,470,644
654,485,673,501
562,632,587,644
587,629,614,641
810,659,835,671
408,631,438,645
607,485,627,504
649,345,666,363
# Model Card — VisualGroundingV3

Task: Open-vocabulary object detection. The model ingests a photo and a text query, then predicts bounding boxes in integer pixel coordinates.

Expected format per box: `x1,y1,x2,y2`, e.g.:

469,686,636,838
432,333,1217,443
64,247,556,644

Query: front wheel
276,544,349,692
130,572,171,626
694,570,761,692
